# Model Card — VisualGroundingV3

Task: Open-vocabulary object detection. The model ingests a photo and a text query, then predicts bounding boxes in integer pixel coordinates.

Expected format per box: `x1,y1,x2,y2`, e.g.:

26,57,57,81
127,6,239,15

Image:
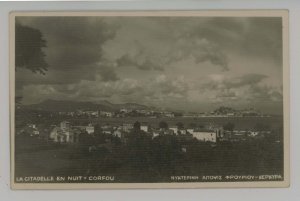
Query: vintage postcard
10,10,289,189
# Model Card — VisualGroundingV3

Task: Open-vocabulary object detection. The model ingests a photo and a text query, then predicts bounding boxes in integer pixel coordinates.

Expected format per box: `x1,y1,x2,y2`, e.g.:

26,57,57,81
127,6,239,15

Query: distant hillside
115,102,150,110
96,100,149,110
22,99,150,112
214,106,236,114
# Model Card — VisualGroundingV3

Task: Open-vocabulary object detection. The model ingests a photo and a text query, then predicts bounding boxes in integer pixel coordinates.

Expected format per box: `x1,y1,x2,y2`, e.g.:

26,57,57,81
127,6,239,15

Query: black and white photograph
10,11,289,189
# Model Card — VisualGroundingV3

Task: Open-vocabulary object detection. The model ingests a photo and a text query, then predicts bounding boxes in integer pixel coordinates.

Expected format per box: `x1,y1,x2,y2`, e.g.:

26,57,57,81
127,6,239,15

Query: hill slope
22,99,150,112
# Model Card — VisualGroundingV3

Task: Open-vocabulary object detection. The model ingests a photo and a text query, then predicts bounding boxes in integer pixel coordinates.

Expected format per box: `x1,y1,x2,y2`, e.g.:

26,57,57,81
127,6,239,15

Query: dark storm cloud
16,17,117,85
23,74,190,105
98,65,119,81
116,54,164,71
16,16,284,114
31,17,115,69
188,17,282,65
204,73,268,90
216,90,236,99
167,37,229,71
16,65,98,86
202,73,282,104
193,48,228,71
107,17,230,72
225,74,268,88
248,85,283,102
240,18,282,65
52,78,141,99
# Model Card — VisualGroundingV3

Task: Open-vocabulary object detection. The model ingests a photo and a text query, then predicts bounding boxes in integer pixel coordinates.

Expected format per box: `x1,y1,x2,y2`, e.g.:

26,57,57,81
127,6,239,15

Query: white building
113,129,122,138
122,123,133,132
50,126,74,143
226,112,235,116
100,111,113,117
24,124,39,136
120,108,132,113
90,111,99,117
164,112,175,118
249,131,259,137
85,123,94,134
169,127,178,135
102,128,112,135
27,124,36,129
152,132,160,139
49,127,59,141
60,121,70,130
32,129,39,136
141,125,148,132
189,129,217,142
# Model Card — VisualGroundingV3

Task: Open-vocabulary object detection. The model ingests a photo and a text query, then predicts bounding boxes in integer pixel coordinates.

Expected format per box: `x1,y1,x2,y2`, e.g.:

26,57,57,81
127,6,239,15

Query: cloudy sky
16,16,283,114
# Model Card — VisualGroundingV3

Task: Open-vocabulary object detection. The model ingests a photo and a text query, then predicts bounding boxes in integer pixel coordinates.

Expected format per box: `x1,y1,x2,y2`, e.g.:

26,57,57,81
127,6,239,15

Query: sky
15,16,284,114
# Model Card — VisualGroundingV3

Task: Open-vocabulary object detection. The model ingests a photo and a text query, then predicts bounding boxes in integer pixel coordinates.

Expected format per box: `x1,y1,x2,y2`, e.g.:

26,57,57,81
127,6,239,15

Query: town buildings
18,115,273,146
187,129,217,143
50,121,95,143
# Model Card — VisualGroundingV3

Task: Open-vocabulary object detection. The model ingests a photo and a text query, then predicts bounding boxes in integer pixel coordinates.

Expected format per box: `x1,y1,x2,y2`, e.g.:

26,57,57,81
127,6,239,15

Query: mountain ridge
21,99,151,112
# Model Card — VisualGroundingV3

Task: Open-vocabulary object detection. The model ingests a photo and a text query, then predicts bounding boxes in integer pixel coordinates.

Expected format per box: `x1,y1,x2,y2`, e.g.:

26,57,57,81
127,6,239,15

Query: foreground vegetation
15,127,283,183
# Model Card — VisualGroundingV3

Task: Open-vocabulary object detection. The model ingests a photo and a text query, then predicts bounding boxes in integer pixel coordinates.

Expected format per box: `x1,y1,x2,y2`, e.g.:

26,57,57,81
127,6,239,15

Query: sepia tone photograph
10,11,289,189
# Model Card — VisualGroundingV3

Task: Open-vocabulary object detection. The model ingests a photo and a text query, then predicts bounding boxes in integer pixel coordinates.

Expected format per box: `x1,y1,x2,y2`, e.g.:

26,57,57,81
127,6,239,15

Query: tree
176,122,184,129
94,123,102,134
134,121,141,130
189,122,197,128
78,131,93,147
223,122,235,131
173,112,183,117
15,23,48,74
159,121,168,130
152,135,182,170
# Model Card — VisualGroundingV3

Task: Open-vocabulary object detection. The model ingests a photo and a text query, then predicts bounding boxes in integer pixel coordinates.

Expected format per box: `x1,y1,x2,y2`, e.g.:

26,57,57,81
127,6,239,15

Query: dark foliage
176,122,184,129
15,128,283,182
15,23,48,74
159,121,168,129
223,122,235,131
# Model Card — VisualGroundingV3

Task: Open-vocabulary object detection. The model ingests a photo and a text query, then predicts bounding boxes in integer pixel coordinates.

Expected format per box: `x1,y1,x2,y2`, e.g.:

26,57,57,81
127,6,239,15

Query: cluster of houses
48,121,95,143
46,121,220,144
57,109,176,118
54,106,271,119
58,110,112,118
209,107,270,117
17,124,40,136
18,120,273,145
182,107,271,118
